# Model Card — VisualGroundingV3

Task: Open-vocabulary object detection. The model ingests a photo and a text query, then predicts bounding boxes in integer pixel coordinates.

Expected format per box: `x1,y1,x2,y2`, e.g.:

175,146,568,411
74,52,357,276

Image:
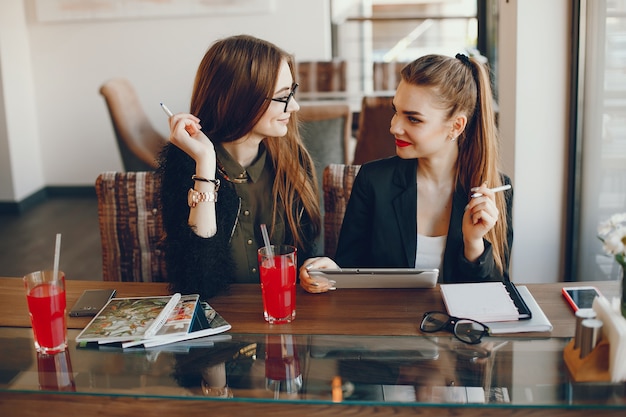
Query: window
332,0,482,93
574,0,626,281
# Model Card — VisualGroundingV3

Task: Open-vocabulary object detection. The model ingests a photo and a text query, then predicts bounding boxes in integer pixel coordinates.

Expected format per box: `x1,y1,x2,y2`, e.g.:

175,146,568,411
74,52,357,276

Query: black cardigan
335,156,513,283
157,143,317,300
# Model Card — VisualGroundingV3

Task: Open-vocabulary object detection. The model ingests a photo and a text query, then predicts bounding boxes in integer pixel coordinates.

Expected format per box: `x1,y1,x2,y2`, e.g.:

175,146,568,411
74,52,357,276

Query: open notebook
440,281,532,323
486,286,553,334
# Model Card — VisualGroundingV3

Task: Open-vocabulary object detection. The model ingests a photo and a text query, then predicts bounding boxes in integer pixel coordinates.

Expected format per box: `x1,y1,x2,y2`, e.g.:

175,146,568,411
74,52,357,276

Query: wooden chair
297,60,347,93
352,96,396,165
372,61,409,91
95,171,167,282
322,163,361,258
99,78,168,171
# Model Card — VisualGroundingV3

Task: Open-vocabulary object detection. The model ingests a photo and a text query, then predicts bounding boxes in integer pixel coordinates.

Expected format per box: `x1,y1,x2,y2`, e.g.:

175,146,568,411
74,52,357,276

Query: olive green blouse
215,143,285,283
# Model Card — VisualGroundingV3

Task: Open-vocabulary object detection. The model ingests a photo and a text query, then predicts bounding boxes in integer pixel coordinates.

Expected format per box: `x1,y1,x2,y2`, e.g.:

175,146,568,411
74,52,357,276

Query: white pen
160,102,173,117
471,184,512,198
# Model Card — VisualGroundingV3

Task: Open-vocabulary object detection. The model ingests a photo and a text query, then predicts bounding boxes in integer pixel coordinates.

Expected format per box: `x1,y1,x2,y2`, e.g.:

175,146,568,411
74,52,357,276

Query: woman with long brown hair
159,35,321,299
300,53,513,293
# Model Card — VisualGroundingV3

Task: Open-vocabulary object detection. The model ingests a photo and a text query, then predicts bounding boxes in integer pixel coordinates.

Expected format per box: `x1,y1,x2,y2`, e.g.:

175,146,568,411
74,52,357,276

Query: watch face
188,188,197,208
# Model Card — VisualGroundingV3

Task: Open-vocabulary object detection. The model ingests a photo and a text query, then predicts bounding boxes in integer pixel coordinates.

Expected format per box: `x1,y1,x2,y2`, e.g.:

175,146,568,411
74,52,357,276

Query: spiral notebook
487,286,552,334
440,281,532,323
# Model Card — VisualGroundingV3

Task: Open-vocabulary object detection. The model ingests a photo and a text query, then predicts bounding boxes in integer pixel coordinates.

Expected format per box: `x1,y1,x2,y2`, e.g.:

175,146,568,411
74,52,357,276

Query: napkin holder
563,296,626,383
563,338,611,382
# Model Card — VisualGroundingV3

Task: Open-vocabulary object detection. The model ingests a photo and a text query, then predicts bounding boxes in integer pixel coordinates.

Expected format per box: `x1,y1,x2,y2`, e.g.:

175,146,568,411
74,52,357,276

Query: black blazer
335,156,513,283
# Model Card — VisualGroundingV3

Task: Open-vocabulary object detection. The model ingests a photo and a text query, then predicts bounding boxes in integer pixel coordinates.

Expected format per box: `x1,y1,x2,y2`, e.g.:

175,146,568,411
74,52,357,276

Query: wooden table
0,277,618,337
0,277,623,417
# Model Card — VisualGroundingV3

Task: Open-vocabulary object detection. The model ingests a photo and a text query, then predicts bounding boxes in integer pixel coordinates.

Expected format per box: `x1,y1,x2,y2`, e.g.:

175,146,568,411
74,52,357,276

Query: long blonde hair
190,35,321,249
401,54,508,273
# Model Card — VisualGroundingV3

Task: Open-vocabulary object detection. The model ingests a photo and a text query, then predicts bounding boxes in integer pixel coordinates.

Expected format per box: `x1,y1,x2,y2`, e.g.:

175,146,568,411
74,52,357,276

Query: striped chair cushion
95,171,166,282
323,164,361,258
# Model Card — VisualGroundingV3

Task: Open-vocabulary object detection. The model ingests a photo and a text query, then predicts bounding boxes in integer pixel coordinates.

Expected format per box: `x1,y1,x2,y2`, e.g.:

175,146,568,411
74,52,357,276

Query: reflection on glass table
0,328,624,408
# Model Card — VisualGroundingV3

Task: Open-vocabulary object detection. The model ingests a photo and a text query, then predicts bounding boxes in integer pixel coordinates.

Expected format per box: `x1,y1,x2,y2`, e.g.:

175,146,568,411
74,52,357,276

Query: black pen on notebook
471,184,511,198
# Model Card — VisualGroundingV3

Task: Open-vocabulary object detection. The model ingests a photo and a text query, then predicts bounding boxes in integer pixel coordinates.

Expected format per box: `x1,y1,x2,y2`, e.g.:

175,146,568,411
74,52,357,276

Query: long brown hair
190,35,321,248
401,54,508,273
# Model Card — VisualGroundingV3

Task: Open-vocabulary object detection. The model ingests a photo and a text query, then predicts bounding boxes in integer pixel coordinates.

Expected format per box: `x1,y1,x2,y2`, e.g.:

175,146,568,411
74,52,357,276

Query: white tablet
308,268,439,289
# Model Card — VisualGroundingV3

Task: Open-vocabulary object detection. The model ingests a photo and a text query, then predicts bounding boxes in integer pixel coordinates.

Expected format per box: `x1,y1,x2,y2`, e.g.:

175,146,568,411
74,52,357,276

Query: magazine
128,300,231,348
75,293,231,348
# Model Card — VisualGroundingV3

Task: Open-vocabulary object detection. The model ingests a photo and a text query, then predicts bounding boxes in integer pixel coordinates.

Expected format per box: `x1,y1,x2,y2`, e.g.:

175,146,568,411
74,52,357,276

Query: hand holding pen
161,102,200,137
462,182,510,256
160,102,215,166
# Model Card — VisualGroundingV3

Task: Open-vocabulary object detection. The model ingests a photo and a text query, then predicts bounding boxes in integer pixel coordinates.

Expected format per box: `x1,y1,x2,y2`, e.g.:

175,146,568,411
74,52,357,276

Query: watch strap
188,188,218,208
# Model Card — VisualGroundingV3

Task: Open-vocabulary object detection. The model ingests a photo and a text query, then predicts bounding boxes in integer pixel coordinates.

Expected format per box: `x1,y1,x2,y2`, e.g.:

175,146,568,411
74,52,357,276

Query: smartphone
69,289,116,317
561,286,602,312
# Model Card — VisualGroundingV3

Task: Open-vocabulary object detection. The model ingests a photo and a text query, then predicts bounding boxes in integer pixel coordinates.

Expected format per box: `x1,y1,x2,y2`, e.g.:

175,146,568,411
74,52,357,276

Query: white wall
498,0,570,283
0,0,331,198
0,0,44,201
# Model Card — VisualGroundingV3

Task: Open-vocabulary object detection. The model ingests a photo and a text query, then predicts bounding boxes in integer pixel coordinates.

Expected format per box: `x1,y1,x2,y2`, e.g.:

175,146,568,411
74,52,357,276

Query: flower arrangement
598,212,626,268
598,212,626,318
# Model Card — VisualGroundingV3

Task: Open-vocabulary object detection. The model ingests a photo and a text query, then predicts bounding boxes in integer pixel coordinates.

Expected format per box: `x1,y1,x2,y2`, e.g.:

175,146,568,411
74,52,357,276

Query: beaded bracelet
192,175,221,191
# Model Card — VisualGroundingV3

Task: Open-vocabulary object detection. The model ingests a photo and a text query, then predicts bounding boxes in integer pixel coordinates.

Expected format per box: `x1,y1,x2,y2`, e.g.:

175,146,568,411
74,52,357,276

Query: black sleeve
157,144,238,300
452,174,514,283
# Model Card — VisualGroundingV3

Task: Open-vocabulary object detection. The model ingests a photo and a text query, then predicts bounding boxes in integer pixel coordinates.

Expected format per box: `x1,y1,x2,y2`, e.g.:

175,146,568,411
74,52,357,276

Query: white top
415,234,446,270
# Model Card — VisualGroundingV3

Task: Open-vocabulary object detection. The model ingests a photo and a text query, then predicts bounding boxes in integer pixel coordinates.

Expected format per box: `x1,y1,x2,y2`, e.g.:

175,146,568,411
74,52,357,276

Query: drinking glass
258,245,297,324
23,270,67,354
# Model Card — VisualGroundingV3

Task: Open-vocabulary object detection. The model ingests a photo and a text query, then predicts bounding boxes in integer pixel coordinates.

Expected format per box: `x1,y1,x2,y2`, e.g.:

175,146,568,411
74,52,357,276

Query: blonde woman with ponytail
301,53,512,293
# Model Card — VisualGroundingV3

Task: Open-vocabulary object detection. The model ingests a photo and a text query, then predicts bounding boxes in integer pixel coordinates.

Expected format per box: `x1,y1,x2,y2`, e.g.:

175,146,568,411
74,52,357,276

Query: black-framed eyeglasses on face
270,83,298,112
420,311,490,345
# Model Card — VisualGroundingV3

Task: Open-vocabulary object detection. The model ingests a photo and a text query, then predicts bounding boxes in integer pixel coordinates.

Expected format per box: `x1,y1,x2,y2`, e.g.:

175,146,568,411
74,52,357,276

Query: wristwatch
188,188,218,208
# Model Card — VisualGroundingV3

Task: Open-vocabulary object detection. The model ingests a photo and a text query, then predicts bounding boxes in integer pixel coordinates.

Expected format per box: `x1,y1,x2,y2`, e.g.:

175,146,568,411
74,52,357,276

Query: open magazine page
139,301,231,348
75,295,179,344
153,295,200,337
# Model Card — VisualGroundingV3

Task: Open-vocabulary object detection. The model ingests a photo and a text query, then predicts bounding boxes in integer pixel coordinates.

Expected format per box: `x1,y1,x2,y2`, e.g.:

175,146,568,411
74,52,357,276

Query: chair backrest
297,60,347,93
95,171,166,282
323,163,361,258
373,61,409,91
99,78,168,171
352,96,396,165
299,102,353,185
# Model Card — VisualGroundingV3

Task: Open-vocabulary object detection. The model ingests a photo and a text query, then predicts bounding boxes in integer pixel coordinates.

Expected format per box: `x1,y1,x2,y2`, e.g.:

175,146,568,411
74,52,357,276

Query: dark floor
0,197,103,281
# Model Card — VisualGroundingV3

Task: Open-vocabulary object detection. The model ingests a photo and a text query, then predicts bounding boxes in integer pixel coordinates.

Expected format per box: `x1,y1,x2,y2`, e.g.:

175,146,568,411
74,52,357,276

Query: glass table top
0,328,624,409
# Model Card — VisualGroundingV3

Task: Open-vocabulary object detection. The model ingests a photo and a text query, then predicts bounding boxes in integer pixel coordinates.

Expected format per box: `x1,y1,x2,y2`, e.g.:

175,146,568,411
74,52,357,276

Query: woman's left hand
299,257,339,293
462,183,500,260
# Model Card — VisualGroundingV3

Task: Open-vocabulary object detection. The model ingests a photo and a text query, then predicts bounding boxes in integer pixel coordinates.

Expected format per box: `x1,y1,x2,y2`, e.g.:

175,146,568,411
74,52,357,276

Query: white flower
603,231,626,255
598,212,626,259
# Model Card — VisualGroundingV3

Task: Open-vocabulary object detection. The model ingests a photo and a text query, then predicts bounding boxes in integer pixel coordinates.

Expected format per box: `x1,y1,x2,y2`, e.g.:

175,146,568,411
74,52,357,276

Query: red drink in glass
258,245,296,324
24,271,67,354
